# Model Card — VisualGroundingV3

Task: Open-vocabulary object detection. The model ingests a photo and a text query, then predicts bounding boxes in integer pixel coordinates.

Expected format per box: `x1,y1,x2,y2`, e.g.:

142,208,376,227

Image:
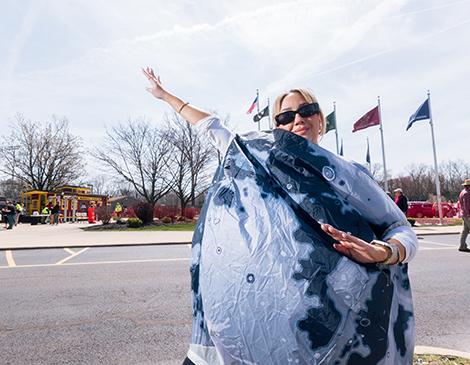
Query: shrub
407,218,416,226
125,206,136,218
154,205,179,220
185,207,198,220
133,202,154,224
95,205,113,225
162,216,172,224
127,218,142,228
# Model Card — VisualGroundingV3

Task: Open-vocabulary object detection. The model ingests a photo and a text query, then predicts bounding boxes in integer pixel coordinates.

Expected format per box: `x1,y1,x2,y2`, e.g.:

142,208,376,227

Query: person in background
41,205,51,224
88,203,96,224
20,202,25,219
114,202,123,218
14,201,22,226
51,202,60,226
1,207,7,229
394,187,408,215
458,179,470,252
2,201,17,230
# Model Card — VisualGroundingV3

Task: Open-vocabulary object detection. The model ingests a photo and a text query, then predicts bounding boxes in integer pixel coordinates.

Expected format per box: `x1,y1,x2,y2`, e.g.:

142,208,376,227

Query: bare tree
370,163,393,191
163,112,217,214
439,159,470,202
0,114,84,191
0,178,23,201
392,163,434,201
91,117,173,205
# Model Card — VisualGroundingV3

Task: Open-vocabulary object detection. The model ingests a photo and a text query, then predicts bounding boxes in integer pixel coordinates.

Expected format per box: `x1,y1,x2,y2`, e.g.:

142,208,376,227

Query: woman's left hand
320,223,389,264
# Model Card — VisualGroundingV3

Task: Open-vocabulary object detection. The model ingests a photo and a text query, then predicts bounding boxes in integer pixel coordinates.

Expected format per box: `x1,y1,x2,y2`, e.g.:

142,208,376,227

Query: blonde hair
272,88,326,138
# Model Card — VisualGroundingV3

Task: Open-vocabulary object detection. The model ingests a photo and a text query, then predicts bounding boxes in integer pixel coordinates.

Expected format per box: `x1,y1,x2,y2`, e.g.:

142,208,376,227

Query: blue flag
406,99,430,131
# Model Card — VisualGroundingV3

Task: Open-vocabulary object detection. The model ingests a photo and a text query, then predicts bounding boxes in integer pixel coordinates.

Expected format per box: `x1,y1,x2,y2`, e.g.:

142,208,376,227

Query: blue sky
1,0,470,178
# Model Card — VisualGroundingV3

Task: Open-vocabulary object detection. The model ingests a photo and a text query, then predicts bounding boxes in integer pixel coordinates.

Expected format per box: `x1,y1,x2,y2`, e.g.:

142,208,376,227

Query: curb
415,346,470,359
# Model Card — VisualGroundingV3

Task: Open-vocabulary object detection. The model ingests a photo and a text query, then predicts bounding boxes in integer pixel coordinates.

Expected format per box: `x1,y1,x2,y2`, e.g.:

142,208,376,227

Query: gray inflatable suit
189,129,414,365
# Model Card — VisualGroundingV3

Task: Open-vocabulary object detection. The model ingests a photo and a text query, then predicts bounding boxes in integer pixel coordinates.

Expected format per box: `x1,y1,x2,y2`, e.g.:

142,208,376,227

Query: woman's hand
142,67,168,100
320,223,390,264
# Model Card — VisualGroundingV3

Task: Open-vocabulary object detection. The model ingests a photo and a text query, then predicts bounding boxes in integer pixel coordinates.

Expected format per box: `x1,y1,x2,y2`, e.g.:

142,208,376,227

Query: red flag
246,96,258,114
352,106,380,133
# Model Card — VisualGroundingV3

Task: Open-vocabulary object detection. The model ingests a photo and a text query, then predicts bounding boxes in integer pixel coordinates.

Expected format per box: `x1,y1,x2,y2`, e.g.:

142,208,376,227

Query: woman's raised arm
142,67,211,126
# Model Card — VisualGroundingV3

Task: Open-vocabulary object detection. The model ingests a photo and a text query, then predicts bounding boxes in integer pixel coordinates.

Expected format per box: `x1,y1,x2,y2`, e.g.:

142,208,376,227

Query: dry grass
414,354,470,364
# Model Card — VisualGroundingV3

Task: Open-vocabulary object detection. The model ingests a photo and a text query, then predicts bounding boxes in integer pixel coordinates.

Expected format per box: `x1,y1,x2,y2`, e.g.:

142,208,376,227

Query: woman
142,68,417,365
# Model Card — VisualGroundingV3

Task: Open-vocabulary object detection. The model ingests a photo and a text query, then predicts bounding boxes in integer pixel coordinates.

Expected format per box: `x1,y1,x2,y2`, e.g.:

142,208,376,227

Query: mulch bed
80,220,165,230
80,219,196,231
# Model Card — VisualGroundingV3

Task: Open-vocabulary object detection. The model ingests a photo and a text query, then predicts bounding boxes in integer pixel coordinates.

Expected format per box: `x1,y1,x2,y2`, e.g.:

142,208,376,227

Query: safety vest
115,204,122,212
15,204,22,212
42,207,50,214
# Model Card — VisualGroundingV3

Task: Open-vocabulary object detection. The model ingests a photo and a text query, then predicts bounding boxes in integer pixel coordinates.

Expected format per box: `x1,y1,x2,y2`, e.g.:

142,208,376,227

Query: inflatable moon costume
188,129,414,365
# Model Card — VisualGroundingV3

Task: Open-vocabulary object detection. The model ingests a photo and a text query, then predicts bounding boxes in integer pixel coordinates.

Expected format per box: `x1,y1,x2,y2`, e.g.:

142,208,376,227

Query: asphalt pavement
1,220,469,359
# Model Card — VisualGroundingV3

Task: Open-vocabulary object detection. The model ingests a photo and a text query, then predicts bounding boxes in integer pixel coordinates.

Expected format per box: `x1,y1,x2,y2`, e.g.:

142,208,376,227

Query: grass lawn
83,222,197,231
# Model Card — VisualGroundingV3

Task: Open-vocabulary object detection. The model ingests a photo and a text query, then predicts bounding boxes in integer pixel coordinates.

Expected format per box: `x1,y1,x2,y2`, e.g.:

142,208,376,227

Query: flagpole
334,102,339,155
267,98,271,129
256,89,260,131
428,90,443,225
377,96,389,192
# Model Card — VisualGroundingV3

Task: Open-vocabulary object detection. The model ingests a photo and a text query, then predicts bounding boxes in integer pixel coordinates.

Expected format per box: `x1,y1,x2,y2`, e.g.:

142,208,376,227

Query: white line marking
0,257,190,269
55,247,90,265
6,250,16,267
419,240,457,248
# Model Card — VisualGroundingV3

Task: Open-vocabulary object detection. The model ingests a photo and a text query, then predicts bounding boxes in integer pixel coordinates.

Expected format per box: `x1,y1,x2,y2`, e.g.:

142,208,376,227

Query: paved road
409,234,470,354
0,245,193,365
1,224,469,362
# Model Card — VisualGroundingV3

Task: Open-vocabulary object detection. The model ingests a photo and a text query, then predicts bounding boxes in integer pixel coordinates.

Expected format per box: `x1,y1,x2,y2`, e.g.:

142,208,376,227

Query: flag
325,111,336,134
246,96,258,114
340,139,344,156
366,139,370,164
406,99,430,131
253,105,269,122
352,106,380,133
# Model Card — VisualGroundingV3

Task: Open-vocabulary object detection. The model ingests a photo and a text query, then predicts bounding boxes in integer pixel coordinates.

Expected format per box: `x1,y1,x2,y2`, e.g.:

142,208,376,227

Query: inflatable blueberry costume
188,129,414,365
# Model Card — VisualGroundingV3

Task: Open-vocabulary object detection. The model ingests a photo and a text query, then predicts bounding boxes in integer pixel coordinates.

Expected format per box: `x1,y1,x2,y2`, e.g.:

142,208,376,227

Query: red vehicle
407,201,457,218
431,202,458,218
407,201,434,218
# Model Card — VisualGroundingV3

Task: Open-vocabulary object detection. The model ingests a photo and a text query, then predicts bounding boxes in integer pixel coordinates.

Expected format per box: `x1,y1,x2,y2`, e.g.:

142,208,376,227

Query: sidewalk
0,222,194,250
0,220,462,250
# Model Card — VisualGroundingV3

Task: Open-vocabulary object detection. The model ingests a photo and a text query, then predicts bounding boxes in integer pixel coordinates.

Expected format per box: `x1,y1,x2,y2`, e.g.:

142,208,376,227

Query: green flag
325,110,336,134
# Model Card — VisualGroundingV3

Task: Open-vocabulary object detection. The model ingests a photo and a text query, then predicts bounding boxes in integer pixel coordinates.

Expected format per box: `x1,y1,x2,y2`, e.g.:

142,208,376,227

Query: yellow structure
22,185,108,218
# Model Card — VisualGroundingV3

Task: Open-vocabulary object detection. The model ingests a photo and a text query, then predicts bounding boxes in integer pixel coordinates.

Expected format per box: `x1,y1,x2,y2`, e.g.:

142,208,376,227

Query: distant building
109,195,143,211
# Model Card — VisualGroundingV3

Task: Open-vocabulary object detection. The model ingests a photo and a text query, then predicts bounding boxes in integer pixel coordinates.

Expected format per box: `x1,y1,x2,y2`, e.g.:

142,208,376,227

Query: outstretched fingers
319,223,380,264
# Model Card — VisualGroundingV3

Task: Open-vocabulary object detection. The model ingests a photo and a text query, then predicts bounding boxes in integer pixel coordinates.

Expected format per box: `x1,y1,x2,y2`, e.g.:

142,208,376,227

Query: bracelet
178,102,189,114
389,244,402,267
370,240,400,267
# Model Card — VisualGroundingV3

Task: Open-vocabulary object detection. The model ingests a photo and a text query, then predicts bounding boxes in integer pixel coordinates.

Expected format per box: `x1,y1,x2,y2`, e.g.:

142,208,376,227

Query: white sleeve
195,115,234,155
382,225,419,263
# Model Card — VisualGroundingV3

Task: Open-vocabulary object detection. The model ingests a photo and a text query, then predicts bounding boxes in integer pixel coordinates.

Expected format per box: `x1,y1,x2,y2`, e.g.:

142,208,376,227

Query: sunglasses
275,103,320,125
